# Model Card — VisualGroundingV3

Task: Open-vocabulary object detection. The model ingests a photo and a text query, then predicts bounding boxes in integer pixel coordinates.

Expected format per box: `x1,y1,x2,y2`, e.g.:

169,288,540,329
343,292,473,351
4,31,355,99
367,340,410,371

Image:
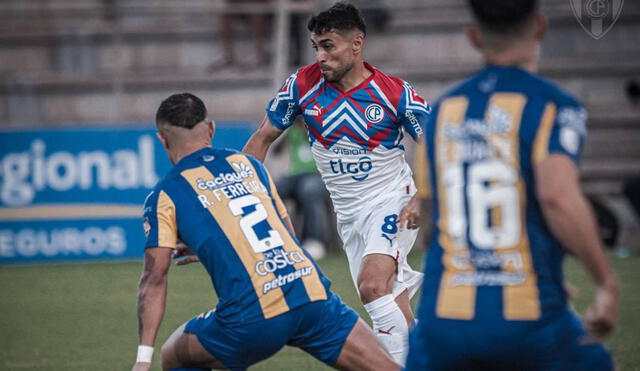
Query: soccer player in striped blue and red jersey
131,93,399,371
406,0,619,369
243,3,430,365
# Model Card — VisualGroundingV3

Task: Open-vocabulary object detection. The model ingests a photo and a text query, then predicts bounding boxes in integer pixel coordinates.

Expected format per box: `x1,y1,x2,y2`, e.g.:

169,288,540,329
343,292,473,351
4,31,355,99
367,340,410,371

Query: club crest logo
365,104,384,124
143,217,151,238
570,0,624,39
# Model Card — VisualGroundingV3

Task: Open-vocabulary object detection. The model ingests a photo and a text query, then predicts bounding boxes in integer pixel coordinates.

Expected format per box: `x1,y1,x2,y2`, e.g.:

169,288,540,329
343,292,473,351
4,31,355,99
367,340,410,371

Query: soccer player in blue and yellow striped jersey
406,0,619,370
132,93,399,371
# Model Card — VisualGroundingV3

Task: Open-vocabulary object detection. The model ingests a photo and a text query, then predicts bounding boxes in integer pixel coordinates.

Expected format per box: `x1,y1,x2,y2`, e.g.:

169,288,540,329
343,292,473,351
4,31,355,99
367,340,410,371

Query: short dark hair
155,93,207,129
307,1,367,36
468,0,538,33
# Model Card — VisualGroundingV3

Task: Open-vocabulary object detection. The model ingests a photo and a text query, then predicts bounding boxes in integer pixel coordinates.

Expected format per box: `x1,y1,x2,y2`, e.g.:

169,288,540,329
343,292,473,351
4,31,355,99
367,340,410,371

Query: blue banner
0,123,254,264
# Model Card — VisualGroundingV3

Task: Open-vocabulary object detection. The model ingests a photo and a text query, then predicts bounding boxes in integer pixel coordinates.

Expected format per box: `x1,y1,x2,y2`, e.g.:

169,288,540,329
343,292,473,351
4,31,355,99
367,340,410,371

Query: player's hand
584,283,619,340
397,194,422,231
131,362,151,371
173,241,200,266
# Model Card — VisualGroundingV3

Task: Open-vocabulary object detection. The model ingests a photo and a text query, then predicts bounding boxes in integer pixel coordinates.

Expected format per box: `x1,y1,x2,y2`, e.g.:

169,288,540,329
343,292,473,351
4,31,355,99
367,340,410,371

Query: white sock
363,294,409,367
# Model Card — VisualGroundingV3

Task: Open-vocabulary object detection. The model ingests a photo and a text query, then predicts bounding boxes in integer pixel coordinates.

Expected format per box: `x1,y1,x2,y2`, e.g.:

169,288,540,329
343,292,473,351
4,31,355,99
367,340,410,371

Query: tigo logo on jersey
365,104,384,124
329,156,373,181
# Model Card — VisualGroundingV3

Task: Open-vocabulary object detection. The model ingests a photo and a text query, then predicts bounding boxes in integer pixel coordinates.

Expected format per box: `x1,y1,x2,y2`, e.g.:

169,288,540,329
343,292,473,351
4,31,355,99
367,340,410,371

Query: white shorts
337,188,424,299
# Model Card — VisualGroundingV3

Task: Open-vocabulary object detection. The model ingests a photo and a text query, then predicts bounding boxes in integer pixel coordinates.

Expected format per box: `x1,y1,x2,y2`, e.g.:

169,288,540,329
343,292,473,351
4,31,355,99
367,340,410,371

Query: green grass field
1,250,638,370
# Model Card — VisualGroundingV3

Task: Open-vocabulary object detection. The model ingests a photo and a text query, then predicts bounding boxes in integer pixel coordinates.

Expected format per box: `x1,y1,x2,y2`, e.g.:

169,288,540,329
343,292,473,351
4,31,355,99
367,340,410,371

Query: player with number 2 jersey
132,93,399,371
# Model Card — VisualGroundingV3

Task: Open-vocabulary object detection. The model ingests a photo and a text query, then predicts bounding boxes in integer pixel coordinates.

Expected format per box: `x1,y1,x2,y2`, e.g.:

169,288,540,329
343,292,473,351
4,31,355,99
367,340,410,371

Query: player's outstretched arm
535,154,620,339
243,115,284,162
132,247,173,371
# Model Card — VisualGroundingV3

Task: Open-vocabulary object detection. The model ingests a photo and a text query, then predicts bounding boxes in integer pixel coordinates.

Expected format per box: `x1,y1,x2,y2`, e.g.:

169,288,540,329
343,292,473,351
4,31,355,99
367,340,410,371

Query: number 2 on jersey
228,194,284,253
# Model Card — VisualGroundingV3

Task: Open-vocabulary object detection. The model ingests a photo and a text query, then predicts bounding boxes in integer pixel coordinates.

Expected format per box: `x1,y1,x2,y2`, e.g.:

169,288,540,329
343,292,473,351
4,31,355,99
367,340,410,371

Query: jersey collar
175,146,213,167
327,62,376,95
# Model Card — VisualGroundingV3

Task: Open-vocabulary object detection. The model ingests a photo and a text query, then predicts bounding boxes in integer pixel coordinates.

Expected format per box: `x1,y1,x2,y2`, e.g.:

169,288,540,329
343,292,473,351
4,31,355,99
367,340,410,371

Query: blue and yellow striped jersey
142,147,329,325
421,65,587,322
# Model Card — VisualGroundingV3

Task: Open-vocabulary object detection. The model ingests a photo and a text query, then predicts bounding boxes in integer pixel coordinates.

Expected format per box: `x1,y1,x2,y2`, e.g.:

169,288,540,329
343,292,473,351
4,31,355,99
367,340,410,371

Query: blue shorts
405,309,613,371
184,293,359,371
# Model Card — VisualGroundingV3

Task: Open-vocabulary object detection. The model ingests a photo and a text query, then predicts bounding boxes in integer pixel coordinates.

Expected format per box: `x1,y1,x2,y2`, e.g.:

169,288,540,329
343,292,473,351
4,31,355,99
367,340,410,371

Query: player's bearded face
311,32,356,83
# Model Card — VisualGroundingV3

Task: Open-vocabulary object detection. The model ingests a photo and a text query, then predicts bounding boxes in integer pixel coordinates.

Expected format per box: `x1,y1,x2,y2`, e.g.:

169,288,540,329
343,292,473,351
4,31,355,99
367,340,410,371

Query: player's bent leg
357,253,396,303
334,319,400,371
358,254,410,366
161,322,225,371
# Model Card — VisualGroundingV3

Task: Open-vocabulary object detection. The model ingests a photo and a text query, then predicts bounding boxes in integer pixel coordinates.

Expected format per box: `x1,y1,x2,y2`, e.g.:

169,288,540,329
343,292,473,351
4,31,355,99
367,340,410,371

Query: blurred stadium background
0,0,639,369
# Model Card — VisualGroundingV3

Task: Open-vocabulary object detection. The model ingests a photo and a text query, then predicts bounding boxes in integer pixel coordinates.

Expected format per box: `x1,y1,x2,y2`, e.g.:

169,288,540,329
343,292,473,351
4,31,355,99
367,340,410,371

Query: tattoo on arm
137,253,156,338
144,252,157,274
137,290,145,337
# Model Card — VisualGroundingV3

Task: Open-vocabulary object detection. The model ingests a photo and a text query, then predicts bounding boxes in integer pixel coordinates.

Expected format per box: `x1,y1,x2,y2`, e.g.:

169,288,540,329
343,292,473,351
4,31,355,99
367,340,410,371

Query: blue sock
169,368,209,371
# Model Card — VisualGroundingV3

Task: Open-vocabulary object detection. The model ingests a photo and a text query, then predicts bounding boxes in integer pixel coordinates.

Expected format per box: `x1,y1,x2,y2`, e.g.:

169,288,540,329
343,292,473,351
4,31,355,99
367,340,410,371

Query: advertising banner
0,123,253,264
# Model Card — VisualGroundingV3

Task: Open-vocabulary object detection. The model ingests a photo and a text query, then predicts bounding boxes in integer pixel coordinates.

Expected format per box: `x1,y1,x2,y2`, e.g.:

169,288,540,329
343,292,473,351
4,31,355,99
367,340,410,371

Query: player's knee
160,340,177,369
358,280,390,303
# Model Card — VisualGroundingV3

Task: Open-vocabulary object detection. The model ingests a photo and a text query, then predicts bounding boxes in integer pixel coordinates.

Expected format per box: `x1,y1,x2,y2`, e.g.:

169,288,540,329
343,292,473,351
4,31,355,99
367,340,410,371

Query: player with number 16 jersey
408,66,613,371
406,0,618,369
